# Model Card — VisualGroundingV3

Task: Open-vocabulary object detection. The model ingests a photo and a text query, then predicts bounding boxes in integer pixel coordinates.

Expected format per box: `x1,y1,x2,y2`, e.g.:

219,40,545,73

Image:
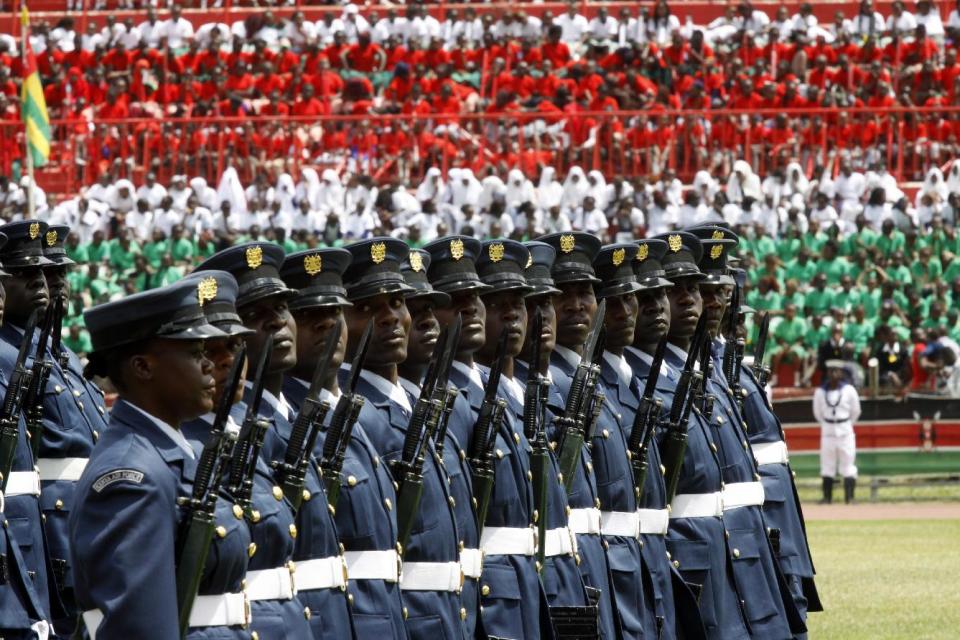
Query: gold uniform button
347,475,358,487
660,464,666,476
673,560,680,569
557,473,564,484
251,510,261,523
733,548,741,558
384,498,393,511
328,504,337,517
481,585,491,596
396,542,403,555
586,462,593,473
602,429,609,439
460,607,468,621
373,456,380,468
495,449,504,459
717,417,725,425
527,470,533,481
54,385,63,393
448,496,456,508
513,432,521,445
93,430,100,442
305,607,312,620
565,505,571,516
251,632,259,640
289,524,298,539
232,504,243,520
272,486,283,501
594,498,601,509
403,607,409,620
303,489,312,502
216,526,227,539
74,390,82,397
459,449,466,460
710,443,718,453
348,593,354,605
54,499,64,510
743,440,749,450
532,509,539,523
459,541,465,551
248,543,257,558
77,402,84,411
98,405,105,415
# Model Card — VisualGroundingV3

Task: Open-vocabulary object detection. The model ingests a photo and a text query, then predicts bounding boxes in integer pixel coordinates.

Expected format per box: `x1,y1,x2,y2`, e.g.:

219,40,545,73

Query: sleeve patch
92,469,145,493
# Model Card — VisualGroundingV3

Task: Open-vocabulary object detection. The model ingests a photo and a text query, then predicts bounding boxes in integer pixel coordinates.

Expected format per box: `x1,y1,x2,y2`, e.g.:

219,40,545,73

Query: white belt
638,508,670,535
543,527,577,557
752,441,790,466
344,550,400,582
38,457,89,482
600,510,640,538
84,593,249,636
722,482,766,510
6,470,41,496
460,548,484,579
568,507,602,535
401,561,463,592
480,526,537,556
246,564,295,601
670,492,724,519
296,556,347,592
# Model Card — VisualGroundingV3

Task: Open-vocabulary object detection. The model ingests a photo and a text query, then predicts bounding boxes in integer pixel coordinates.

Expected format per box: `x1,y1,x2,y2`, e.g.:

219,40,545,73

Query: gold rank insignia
559,234,575,253
197,277,218,306
246,246,263,269
29,222,40,240
488,242,505,263
46,230,57,247
612,248,626,266
711,230,724,240
371,242,387,264
710,244,723,259
668,234,682,252
409,251,424,272
450,238,465,261
636,243,649,261
304,253,322,276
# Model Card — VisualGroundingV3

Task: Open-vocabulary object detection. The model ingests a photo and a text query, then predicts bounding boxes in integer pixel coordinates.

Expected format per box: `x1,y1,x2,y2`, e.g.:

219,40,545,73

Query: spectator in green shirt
876,219,906,258
169,225,195,264
747,276,783,313
142,229,171,270
842,214,879,256
805,274,835,316
817,240,850,285
86,230,110,264
775,228,803,263
834,275,863,313
785,249,818,285
910,246,943,292
108,233,141,273
64,232,89,264
922,301,950,331
751,253,785,285
782,279,806,312
843,305,874,357
886,252,913,286
770,303,808,370
804,313,832,353
63,324,93,356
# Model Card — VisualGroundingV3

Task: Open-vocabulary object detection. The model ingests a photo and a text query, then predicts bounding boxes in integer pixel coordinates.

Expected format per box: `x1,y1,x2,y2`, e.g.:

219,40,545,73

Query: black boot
844,477,856,504
819,477,834,504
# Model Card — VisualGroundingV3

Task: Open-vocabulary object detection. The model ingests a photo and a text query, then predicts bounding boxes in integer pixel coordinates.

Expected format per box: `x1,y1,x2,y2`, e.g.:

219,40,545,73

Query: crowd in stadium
2,0,960,176
0,153,958,394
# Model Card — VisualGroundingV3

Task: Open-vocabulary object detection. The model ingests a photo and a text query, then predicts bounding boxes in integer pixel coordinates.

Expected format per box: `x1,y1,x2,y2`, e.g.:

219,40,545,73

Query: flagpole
21,5,34,220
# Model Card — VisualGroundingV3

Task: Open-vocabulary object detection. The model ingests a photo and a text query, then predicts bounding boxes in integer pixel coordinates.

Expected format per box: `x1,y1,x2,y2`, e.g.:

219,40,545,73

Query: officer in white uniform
813,360,862,504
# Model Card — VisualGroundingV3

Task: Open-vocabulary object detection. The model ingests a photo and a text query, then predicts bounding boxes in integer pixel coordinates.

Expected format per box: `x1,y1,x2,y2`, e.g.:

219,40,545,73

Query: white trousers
820,433,857,478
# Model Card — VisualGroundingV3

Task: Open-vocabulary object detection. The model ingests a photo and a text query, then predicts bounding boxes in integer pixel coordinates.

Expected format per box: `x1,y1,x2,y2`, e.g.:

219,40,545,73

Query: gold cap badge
409,251,424,272
371,242,386,264
29,222,40,240
488,242,505,263
636,243,649,261
304,254,322,276
197,277,218,307
612,248,626,266
668,234,682,253
46,230,58,247
711,230,724,241
450,239,465,261
246,246,263,269
710,244,723,259
559,234,575,253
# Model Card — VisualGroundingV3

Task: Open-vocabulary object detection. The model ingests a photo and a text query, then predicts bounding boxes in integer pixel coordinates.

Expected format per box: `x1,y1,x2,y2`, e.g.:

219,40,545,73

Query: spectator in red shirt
343,31,386,74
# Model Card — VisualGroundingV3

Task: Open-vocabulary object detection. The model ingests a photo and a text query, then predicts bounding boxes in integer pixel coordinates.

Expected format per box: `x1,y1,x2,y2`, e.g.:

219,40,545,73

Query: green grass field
805,519,960,639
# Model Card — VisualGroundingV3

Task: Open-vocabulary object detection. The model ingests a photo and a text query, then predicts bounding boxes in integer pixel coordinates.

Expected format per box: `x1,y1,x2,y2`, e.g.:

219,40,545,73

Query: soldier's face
554,281,598,349
634,287,670,349
666,278,702,341
405,297,441,366
205,336,247,406
435,290,485,357
293,306,345,371
479,290,527,360
522,294,557,364
699,283,728,334
136,338,216,421
3,267,49,326
344,292,410,367
43,266,69,301
240,295,298,375
604,292,639,350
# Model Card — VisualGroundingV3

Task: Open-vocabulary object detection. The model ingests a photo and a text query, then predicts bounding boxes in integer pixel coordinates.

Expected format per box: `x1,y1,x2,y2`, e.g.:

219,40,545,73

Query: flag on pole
20,7,50,168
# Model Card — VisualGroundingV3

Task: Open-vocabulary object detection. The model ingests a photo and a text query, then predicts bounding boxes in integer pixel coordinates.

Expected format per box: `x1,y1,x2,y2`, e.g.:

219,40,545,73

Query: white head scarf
693,170,719,203
537,167,564,210
920,167,948,203
276,173,298,215
297,168,322,211
586,170,609,210
947,162,960,195
317,169,344,213
217,166,248,216
108,178,137,213
505,169,536,209
447,167,483,208
416,167,445,205
190,177,218,211
726,160,762,203
784,162,810,198
561,166,589,210
478,175,506,211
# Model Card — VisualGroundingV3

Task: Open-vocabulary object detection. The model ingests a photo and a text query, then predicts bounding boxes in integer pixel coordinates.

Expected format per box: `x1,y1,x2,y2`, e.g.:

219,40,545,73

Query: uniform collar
553,344,581,369
121,399,196,459
255,384,293,421
357,367,412,412
397,376,421,402
451,360,484,389
602,350,633,387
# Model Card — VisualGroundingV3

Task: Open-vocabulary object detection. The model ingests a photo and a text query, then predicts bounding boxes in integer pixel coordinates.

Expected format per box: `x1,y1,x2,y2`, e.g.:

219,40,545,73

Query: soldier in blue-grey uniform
195,243,350,640
621,238,706,640
687,226,817,635
423,235,551,640
279,247,408,639
178,270,257,639
69,278,228,637
646,231,751,640
0,220,65,631
340,238,465,640
528,235,624,640
396,248,484,639
474,239,592,637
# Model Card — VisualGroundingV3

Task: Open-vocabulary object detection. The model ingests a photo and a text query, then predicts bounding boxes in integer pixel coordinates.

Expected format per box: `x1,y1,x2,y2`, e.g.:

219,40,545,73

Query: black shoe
844,477,856,504
819,476,834,504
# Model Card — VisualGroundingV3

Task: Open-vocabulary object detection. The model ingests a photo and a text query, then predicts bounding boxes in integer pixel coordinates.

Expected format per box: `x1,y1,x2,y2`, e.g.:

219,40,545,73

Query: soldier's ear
127,353,155,383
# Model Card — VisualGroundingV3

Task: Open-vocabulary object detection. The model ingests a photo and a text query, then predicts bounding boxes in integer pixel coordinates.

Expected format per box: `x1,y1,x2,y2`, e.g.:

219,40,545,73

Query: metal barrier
0,107,952,195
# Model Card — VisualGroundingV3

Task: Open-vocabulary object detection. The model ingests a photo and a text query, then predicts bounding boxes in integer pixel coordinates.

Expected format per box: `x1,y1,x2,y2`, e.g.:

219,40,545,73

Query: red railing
1,106,951,195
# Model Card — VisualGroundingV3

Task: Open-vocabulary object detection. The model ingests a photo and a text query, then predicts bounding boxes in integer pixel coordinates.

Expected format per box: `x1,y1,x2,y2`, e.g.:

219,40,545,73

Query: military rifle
468,328,509,535
523,310,550,569
24,297,61,459
752,312,771,388
556,299,606,493
428,315,462,458
226,335,274,516
0,310,38,492
318,320,371,509
697,333,716,421
627,336,666,499
661,313,708,504
51,294,68,369
175,347,246,638
274,321,341,512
